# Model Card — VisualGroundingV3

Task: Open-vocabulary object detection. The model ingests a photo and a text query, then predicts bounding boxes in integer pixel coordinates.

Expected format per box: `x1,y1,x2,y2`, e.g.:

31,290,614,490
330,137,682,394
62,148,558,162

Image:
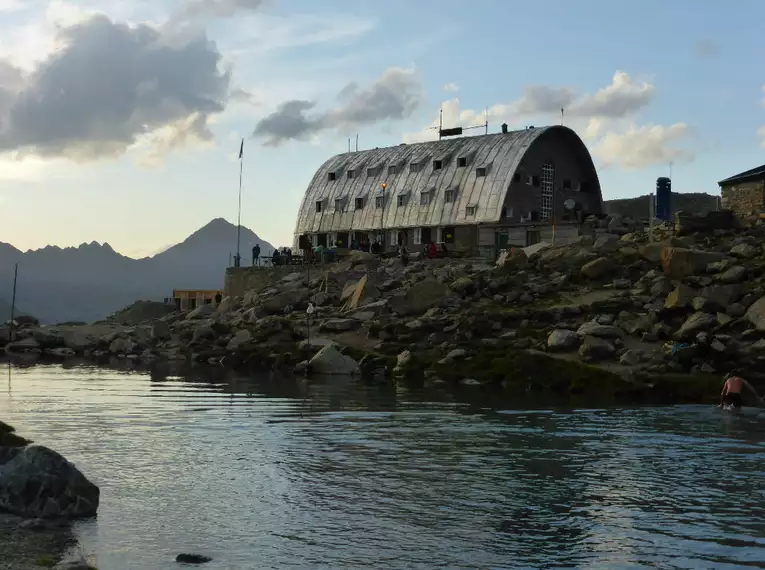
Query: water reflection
0,362,763,569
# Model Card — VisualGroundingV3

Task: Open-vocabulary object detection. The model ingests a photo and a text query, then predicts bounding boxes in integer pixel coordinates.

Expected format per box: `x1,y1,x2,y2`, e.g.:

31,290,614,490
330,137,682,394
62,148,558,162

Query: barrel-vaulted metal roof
293,125,598,238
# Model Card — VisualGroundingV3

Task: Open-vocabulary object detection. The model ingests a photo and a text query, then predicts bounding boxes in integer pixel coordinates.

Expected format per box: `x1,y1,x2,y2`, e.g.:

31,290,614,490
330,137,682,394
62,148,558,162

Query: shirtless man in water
718,371,764,410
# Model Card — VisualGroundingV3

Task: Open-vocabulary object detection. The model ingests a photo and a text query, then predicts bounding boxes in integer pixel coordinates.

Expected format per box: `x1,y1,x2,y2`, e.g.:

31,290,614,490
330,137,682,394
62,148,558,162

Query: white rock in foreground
308,345,360,376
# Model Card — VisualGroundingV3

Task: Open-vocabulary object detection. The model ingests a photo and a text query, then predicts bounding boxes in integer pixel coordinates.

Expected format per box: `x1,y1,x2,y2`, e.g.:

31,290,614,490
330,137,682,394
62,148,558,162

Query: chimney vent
501,123,508,134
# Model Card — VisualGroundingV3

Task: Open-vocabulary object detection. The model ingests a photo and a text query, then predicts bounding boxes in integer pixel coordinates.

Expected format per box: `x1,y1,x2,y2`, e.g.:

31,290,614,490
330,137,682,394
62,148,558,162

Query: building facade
292,125,603,256
172,289,223,311
719,164,765,218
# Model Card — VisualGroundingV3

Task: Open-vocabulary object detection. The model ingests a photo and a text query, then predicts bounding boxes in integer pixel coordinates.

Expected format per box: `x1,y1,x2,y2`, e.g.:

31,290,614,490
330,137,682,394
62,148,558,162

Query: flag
238,139,244,159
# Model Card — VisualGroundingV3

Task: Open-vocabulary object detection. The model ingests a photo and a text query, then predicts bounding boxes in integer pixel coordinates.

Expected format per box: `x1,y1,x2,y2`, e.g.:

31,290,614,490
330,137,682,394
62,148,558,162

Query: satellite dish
564,199,576,211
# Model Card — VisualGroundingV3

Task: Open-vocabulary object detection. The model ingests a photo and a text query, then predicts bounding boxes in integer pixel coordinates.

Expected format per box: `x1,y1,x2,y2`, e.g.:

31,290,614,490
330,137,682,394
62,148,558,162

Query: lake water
1,362,764,569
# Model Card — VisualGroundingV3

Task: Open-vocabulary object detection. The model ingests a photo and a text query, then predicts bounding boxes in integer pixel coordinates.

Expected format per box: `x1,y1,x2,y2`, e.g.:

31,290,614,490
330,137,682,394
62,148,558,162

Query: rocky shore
0,422,99,570
5,213,765,405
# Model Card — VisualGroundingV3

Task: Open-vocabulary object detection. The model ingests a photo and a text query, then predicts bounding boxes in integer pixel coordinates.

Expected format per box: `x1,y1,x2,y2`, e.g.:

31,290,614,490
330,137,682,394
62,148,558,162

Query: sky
0,0,763,258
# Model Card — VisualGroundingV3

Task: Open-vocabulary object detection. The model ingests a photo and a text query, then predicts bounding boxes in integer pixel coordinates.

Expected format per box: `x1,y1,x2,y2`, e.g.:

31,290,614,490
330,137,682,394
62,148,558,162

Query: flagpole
236,138,243,267
9,263,18,342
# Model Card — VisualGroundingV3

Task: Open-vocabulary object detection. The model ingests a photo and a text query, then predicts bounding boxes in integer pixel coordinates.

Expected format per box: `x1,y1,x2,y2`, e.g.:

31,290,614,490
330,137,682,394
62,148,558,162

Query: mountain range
0,219,275,324
603,192,719,220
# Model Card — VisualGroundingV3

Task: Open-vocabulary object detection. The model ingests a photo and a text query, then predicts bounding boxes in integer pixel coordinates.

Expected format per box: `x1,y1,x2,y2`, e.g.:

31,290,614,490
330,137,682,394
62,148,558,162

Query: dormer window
410,162,421,173
375,196,384,208
347,169,355,180
315,201,323,213
444,189,456,203
355,197,364,210
327,172,336,181
397,194,407,207
388,164,398,175
366,167,379,177
457,157,467,168
476,167,487,177
334,198,344,211
465,205,477,217
433,159,443,171
420,190,433,206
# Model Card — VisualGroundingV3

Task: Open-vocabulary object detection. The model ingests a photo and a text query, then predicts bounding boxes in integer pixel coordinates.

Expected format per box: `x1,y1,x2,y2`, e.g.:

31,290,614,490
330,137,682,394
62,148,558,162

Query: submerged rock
176,553,212,564
308,345,360,376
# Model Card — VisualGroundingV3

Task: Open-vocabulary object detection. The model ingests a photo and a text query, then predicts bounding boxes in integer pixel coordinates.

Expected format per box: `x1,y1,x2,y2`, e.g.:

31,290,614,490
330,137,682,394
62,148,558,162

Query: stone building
292,125,603,257
718,164,765,218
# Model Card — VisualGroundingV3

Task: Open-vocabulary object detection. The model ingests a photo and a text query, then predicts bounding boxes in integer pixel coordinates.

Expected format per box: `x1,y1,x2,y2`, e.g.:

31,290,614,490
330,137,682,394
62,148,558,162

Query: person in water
718,371,764,409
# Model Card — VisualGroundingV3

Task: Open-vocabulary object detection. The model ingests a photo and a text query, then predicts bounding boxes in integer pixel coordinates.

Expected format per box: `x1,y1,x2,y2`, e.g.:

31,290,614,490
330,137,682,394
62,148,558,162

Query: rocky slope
5,214,765,405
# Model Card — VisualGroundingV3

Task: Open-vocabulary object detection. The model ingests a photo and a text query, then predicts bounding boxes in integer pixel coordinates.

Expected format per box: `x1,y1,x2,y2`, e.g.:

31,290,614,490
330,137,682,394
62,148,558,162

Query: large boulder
186,304,215,320
0,445,99,519
151,321,172,342
259,290,309,315
745,296,765,331
730,243,759,259
665,284,696,310
547,329,580,350
675,312,717,340
226,329,252,351
580,257,616,279
388,279,450,316
660,247,726,279
308,345,360,375
579,336,615,361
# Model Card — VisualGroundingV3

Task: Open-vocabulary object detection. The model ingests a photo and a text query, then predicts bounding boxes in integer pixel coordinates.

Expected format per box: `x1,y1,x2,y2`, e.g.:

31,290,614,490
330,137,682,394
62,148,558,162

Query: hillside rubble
5,214,765,403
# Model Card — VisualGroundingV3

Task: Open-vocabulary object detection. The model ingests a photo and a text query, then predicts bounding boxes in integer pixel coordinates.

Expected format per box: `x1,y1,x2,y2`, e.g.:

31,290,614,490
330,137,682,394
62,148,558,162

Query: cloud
592,123,694,170
567,71,654,118
694,39,719,59
168,0,266,27
0,14,236,161
253,66,425,146
443,82,459,92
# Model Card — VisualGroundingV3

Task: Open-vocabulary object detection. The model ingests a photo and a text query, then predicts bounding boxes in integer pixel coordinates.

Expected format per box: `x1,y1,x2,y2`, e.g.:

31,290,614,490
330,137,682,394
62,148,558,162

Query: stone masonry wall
721,181,765,218
225,266,308,297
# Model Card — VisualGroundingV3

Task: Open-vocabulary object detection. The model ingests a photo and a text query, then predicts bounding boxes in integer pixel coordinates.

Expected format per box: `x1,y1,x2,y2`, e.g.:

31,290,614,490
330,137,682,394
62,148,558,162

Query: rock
576,322,623,339
108,337,136,354
259,290,310,315
0,445,99,519
186,304,215,320
726,303,746,318
665,284,696,310
308,345,360,375
450,277,475,294
580,257,615,279
53,560,96,570
700,285,742,307
31,329,65,349
444,348,467,361
45,347,76,358
151,321,171,341
745,296,765,331
5,337,41,352
388,279,450,317
496,248,528,269
176,553,212,564
718,265,746,283
459,378,481,386
0,422,31,447
730,243,759,258
660,247,725,279
396,350,412,369
547,329,580,350
716,312,733,327
320,318,360,332
675,312,718,339
191,325,215,343
619,350,642,366
226,329,252,351
578,336,615,361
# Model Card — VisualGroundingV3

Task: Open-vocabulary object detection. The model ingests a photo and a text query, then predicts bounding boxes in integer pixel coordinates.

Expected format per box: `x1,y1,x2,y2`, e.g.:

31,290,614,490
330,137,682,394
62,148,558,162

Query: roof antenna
348,138,351,153
355,133,359,152
561,107,564,126
439,106,443,140
484,107,488,135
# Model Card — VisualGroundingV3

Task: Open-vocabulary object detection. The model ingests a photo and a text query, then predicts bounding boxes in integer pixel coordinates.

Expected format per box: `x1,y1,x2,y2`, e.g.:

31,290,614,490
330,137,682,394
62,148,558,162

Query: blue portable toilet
655,177,672,221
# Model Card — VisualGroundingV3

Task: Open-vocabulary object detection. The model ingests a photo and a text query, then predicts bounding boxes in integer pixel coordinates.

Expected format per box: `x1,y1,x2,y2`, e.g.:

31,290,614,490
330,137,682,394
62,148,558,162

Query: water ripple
1,364,764,569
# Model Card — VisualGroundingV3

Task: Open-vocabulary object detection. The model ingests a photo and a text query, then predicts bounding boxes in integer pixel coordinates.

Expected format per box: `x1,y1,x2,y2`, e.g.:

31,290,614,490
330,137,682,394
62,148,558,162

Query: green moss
36,556,57,567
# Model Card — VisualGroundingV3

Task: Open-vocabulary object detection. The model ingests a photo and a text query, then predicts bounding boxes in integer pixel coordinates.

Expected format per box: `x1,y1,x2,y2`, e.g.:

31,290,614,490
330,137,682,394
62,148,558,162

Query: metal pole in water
9,263,18,342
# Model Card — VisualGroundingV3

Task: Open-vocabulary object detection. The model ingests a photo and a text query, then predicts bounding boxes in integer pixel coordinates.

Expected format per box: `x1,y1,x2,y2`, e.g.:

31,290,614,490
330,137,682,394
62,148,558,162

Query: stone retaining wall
721,181,764,218
224,266,309,297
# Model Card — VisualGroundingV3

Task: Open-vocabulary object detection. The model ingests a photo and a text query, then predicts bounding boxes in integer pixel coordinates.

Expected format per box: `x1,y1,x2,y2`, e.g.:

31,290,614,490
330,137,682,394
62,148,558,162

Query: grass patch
36,556,57,567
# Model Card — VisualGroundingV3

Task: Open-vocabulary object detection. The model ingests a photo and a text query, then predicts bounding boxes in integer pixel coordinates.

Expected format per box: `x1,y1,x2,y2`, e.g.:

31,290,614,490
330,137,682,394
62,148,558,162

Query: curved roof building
293,125,602,254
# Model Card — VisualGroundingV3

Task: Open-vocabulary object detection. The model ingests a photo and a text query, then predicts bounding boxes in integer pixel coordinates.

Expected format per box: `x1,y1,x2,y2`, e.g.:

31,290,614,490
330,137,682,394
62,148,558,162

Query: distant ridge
0,219,275,324
604,192,719,219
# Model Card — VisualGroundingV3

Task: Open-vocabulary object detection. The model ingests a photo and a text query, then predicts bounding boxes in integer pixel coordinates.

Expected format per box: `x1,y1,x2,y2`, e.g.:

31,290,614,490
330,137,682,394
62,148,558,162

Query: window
525,175,533,186
327,172,336,181
334,198,344,211
445,189,456,203
366,167,378,177
410,162,421,173
390,231,398,246
347,169,355,180
397,195,406,207
413,228,422,245
580,181,590,193
328,233,337,248
513,173,521,182
466,205,477,217
388,164,398,175
563,178,572,190
457,157,467,167
315,201,323,213
420,191,433,206
433,159,443,171
476,167,487,177
532,175,540,187
500,207,507,219
375,196,384,209
355,197,364,210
